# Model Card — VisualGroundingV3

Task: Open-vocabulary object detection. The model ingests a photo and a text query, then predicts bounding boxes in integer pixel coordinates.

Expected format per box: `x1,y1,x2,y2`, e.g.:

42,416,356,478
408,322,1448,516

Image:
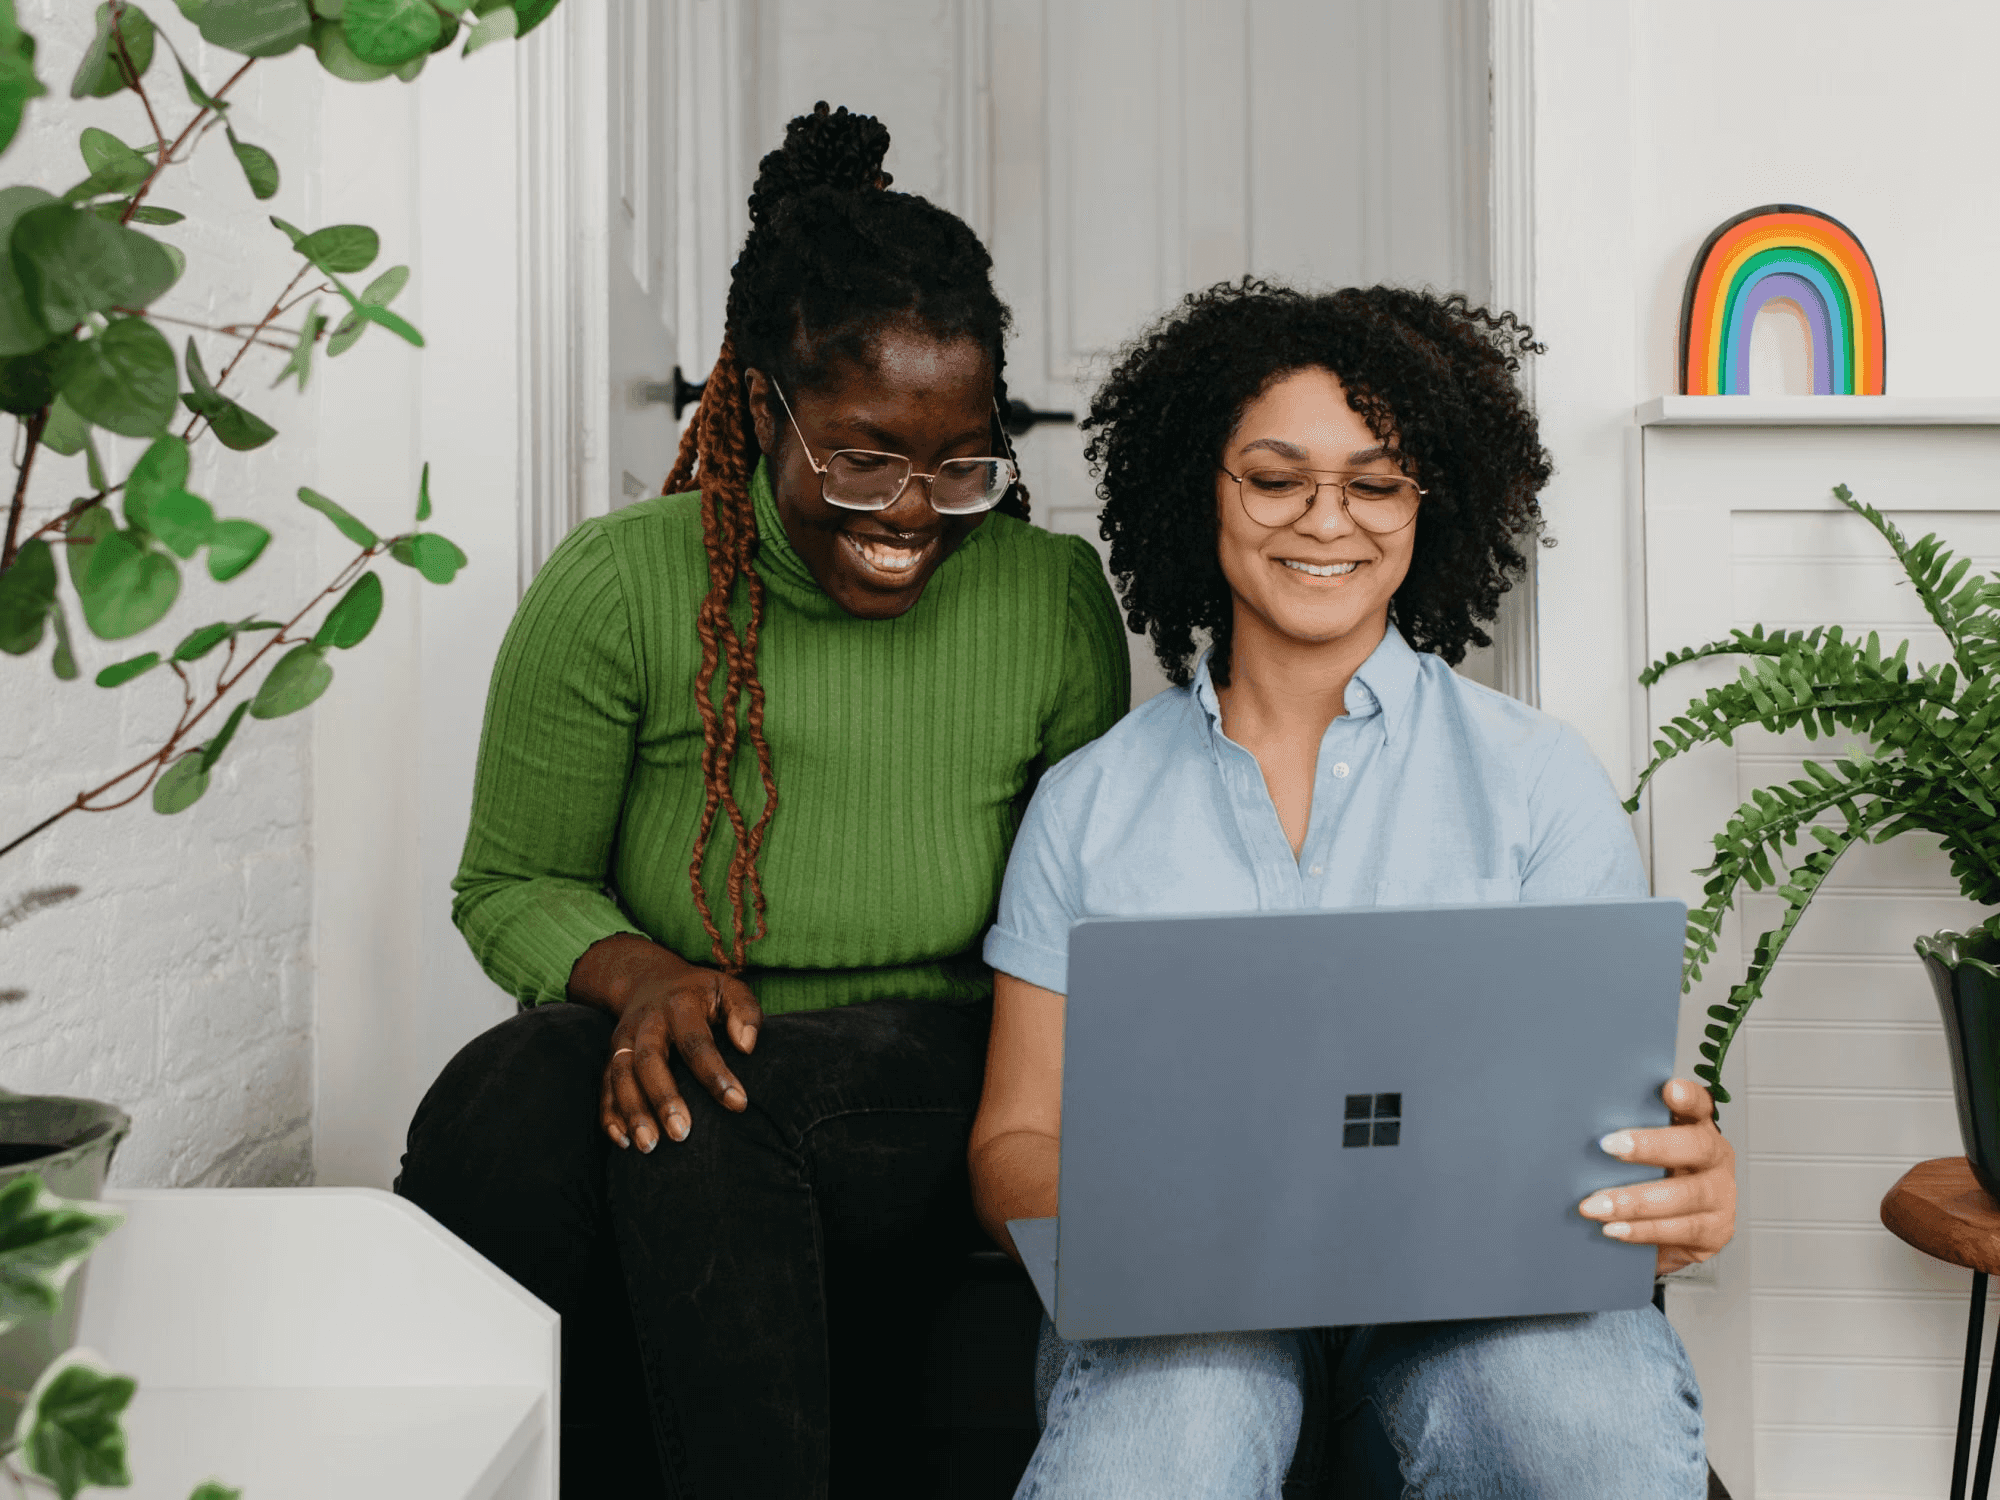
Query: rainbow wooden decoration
1678,204,1885,395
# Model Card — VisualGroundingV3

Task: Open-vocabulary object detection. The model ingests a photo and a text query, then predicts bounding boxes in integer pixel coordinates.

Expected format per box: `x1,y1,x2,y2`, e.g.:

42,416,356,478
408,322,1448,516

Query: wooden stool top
1881,1158,2000,1277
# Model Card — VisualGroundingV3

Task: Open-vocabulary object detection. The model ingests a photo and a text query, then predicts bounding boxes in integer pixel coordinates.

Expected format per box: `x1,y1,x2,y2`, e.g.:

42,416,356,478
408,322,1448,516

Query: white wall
0,4,327,1187
1532,0,2000,783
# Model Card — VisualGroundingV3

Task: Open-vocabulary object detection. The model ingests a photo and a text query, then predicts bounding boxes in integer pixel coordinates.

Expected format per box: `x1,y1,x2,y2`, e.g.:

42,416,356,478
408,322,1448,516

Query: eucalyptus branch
106,2,167,162
122,308,295,353
122,56,256,225
1,406,49,571
0,540,384,862
181,265,311,444
18,492,112,552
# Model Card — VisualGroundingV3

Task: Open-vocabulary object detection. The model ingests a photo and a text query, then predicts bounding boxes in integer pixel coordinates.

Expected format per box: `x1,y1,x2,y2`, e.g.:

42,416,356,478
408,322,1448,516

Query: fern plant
1628,485,2000,1106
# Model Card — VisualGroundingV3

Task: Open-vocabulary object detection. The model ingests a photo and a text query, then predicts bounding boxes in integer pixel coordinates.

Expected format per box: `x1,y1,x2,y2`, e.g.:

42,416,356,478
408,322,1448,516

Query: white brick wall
0,3,353,1187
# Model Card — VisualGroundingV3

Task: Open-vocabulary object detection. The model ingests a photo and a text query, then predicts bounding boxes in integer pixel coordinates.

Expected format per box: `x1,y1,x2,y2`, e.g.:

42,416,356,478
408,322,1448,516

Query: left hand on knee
1577,1078,1736,1278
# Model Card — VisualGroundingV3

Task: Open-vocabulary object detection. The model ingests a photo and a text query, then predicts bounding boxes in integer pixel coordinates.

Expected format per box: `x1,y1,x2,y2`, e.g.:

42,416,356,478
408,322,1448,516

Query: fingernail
668,1113,689,1142
724,1086,745,1108
1581,1195,1615,1218
636,1126,656,1153
1599,1131,1636,1159
1603,1221,1632,1239
613,1130,630,1149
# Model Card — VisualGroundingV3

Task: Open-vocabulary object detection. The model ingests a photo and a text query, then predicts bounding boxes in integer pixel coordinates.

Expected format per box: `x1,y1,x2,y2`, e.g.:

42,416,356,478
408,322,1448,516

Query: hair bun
747,102,892,229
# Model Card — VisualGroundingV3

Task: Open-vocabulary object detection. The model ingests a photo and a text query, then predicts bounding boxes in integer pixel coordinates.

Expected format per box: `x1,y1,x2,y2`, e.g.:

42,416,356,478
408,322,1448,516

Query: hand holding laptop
1577,1076,1736,1278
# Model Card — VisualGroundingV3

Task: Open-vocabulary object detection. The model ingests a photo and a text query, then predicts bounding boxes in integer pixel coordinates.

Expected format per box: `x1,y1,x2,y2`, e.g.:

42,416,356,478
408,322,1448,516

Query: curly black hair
1084,279,1552,687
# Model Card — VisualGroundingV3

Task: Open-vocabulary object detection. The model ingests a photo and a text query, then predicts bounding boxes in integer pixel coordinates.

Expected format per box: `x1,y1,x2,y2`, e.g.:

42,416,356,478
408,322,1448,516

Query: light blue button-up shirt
984,627,1648,993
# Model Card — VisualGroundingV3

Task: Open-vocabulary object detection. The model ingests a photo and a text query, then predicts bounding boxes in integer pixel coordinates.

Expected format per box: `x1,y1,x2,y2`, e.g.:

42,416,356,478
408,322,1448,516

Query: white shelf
1637,395,2000,427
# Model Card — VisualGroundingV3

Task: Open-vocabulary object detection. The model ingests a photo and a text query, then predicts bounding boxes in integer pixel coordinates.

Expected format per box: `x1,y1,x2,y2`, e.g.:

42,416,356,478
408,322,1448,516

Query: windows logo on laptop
1343,1093,1401,1147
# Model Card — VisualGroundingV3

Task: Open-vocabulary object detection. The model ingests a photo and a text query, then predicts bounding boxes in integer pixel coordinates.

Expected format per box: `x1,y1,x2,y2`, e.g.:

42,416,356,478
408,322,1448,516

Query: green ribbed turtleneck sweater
451,459,1130,1014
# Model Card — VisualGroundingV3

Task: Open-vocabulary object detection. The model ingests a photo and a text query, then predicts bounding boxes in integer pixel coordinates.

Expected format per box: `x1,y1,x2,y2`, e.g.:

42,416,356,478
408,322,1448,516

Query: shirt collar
748,455,845,618
1190,624,1419,746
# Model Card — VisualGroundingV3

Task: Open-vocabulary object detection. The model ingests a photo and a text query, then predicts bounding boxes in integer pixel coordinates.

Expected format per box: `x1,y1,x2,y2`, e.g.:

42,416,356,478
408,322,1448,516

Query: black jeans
396,995,993,1500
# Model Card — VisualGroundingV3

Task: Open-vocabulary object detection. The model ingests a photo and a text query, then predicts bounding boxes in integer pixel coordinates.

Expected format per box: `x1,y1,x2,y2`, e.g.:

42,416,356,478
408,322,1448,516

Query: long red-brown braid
663,339,778,972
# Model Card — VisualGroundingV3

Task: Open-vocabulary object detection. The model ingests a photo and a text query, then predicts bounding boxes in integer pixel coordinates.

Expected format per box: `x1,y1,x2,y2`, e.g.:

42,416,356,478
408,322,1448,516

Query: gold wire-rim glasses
1218,463,1426,535
772,380,1022,516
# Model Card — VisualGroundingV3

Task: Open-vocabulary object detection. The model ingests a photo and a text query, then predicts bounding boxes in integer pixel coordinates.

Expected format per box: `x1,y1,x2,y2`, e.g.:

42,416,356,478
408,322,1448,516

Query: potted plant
0,2,561,1494
1630,485,2000,1167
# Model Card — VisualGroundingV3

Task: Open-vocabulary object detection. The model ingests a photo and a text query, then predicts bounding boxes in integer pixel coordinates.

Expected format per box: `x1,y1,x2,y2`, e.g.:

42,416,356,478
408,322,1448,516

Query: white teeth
850,535,924,573
1281,559,1359,578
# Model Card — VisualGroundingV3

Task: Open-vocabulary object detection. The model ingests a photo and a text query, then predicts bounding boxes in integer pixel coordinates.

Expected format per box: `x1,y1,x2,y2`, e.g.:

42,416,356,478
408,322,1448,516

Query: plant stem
127,307,295,352
0,544,383,861
107,2,167,163
123,57,257,225
182,266,311,443
1,407,49,572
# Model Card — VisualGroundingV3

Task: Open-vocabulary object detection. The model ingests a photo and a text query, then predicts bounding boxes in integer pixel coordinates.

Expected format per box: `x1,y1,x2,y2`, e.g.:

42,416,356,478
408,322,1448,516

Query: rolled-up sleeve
983,762,1088,993
451,522,648,1005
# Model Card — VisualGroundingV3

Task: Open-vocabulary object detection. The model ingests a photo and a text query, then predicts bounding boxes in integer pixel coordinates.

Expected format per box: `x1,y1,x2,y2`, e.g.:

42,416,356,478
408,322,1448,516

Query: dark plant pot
0,1087,130,1442
1918,927,2000,1203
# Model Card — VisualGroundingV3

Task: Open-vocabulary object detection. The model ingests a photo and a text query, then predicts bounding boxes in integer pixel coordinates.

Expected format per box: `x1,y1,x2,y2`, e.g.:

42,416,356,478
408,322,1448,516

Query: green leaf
390,51,425,82
326,264,412,355
149,486,214,558
343,0,441,65
12,200,178,328
511,0,558,38
152,749,208,812
71,2,154,99
415,459,430,520
177,59,228,113
357,300,422,346
120,203,183,225
390,530,465,584
225,125,279,200
181,337,277,450
94,650,159,687
0,3,47,157
0,184,56,354
189,1484,244,1500
172,619,231,660
56,315,177,436
77,127,151,193
199,697,250,770
296,485,377,547
49,596,77,678
271,301,323,390
294,222,377,273
43,394,92,454
0,533,54,653
205,517,270,580
362,262,408,307
0,340,59,413
15,1350,135,1500
462,3,514,54
249,641,332,718
314,568,381,649
174,0,313,58
121,432,188,530
67,504,180,640
310,14,391,79
0,1176,123,1335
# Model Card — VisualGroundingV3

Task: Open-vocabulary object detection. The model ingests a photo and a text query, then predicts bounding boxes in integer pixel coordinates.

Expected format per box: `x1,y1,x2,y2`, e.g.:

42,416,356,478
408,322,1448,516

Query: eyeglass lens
1237,468,1420,533
823,451,1016,515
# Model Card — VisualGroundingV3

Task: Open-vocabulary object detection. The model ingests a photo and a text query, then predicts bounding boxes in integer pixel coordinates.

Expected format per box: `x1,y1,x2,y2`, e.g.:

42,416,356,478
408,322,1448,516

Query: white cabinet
1637,396,2000,1498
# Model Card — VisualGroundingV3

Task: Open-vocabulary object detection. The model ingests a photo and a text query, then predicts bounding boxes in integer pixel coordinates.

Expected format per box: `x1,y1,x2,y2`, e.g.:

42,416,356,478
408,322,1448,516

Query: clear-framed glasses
1219,463,1425,535
771,379,1021,516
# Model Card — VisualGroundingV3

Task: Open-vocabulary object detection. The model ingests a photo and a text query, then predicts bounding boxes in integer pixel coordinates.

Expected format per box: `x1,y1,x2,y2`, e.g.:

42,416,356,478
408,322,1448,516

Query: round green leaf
0,342,60,414
181,0,313,58
314,569,381,649
0,15,45,158
295,223,377,273
199,698,251,771
149,487,215,559
343,0,441,64
152,750,209,813
513,0,560,38
0,535,55,654
56,316,177,436
310,17,391,80
69,513,180,640
71,3,155,100
250,642,333,719
390,531,466,584
13,201,178,328
94,650,159,687
0,186,57,355
206,517,271,581
77,128,150,193
122,434,189,530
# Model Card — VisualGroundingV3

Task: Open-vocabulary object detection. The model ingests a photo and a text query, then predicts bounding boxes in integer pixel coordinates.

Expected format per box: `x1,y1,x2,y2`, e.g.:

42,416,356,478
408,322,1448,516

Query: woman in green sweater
395,104,1127,1500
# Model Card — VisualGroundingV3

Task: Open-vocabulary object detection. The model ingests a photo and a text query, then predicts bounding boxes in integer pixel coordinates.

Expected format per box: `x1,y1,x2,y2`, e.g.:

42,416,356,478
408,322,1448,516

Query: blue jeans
1020,1307,1706,1498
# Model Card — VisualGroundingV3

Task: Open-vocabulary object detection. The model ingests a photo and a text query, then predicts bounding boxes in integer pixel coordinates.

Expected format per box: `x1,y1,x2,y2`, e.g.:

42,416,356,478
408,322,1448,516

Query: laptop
1006,898,1686,1341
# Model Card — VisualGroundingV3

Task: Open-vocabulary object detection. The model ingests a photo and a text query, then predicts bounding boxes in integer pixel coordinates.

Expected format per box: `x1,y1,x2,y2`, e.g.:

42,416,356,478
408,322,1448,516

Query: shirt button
1308,864,1323,876
1332,762,1350,778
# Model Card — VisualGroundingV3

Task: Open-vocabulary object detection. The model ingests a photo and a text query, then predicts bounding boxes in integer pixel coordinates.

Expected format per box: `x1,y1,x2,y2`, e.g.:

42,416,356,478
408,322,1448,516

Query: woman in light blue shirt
969,282,1735,1498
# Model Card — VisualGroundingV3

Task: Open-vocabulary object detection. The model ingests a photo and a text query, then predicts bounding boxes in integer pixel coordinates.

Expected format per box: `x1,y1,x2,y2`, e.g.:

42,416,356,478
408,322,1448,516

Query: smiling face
746,323,997,620
1214,366,1418,663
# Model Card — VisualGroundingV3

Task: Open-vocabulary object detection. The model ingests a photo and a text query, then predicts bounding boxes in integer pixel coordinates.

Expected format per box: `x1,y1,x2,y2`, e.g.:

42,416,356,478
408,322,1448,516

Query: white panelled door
987,0,1491,701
